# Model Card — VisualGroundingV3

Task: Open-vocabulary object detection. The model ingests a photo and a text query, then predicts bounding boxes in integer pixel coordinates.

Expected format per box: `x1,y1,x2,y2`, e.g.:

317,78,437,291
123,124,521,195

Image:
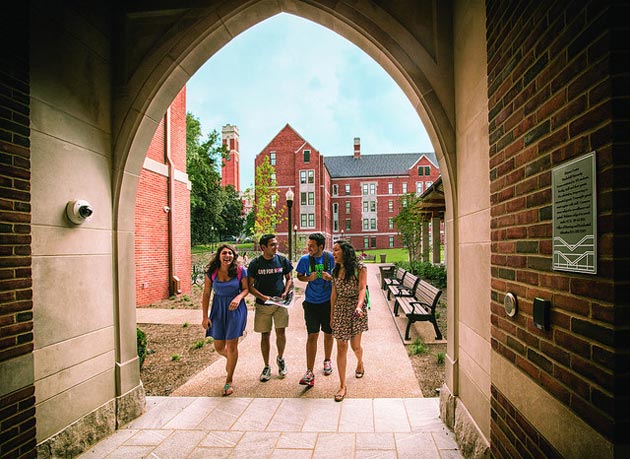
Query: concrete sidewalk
79,265,463,458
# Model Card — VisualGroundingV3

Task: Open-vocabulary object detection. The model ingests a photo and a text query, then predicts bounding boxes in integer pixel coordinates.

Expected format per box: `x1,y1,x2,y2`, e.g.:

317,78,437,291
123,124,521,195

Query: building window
308,213,315,227
300,171,307,184
271,195,277,208
333,203,338,214
301,213,307,226
304,150,310,163
345,201,350,214
418,165,430,176
370,201,376,212
389,236,394,248
345,219,351,230
363,219,369,230
402,182,407,194
271,173,276,182
388,200,394,212
363,237,369,248
362,184,368,195
333,184,338,196
363,201,369,212
371,237,376,248
416,181,423,195
370,218,376,230
270,152,276,165
300,192,307,205
402,196,408,207
370,183,376,195
388,217,394,229
308,192,314,205
388,182,393,194
308,170,314,183
426,181,433,189
345,184,350,195
334,220,338,231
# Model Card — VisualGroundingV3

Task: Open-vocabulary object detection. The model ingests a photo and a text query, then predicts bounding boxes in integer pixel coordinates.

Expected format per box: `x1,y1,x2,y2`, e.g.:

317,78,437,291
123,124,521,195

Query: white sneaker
260,365,271,382
277,356,287,378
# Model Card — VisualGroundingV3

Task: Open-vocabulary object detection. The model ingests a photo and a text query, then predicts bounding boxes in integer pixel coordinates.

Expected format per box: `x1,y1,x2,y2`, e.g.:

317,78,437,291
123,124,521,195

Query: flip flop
334,387,347,402
223,383,233,396
355,367,364,378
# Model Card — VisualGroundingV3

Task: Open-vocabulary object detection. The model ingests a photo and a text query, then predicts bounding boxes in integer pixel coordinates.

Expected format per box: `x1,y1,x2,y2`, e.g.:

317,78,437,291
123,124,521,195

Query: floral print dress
331,263,369,340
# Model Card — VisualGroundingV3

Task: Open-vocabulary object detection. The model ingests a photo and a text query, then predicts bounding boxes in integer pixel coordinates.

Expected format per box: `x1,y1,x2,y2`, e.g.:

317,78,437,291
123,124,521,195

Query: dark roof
325,152,438,178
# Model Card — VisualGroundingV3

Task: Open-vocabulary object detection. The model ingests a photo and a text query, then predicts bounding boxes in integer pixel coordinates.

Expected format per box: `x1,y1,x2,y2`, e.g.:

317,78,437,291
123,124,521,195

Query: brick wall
135,88,190,306
0,4,37,457
487,0,628,454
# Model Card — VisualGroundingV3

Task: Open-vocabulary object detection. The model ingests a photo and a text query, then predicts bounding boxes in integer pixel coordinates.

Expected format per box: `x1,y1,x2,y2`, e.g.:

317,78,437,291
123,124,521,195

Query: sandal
223,383,233,396
334,387,347,402
355,366,364,379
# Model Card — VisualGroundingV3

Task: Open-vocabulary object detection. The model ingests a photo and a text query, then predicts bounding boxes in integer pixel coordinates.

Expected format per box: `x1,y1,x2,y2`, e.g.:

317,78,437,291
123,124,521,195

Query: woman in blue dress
202,244,248,396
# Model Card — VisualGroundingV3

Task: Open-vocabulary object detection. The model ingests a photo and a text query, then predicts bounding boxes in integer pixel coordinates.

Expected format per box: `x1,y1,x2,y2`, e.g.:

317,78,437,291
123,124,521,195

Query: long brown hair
205,244,240,279
332,239,359,280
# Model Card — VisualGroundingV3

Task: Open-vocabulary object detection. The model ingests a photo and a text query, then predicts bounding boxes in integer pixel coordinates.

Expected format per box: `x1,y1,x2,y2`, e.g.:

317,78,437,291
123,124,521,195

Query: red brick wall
135,88,190,306
0,5,37,457
487,0,628,454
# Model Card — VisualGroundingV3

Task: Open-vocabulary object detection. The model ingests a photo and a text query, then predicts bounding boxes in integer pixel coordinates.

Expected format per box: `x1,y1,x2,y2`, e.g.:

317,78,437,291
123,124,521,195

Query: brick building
134,88,191,306
221,124,241,192
255,124,440,253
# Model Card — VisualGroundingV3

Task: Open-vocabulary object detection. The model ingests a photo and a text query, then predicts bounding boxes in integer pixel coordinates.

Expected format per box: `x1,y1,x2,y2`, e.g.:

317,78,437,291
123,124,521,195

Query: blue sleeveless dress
206,270,248,340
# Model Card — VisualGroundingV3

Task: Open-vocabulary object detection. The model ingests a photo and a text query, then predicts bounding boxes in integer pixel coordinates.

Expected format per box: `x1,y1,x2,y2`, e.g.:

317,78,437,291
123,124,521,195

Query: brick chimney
354,137,360,159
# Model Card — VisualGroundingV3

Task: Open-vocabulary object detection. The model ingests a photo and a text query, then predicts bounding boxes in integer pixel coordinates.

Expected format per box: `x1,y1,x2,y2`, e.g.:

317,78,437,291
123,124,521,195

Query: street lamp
285,188,294,261
293,224,298,260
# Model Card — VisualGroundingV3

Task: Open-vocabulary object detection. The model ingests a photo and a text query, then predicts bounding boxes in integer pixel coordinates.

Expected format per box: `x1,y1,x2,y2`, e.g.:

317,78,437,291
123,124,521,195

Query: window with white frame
416,181,423,195
301,213,307,226
300,171,307,184
345,219,351,230
388,200,394,212
271,195,277,208
345,201,350,214
371,237,376,248
363,237,369,248
271,173,276,182
333,203,338,214
402,182,408,193
370,183,376,195
304,150,310,163
370,218,376,230
426,181,433,189
370,201,376,212
308,213,315,227
388,182,393,194
307,170,314,183
333,220,338,231
345,184,350,195
308,192,314,205
363,201,369,212
389,236,394,247
363,218,369,230
270,152,276,165
362,184,368,195
333,184,338,196
388,217,394,229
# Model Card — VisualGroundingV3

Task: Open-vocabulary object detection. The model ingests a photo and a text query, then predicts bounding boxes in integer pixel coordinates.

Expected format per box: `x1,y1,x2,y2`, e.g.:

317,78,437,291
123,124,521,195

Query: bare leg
323,332,334,361
225,338,239,383
350,333,364,374
214,340,227,359
260,332,270,365
276,327,286,358
336,339,349,397
306,332,319,370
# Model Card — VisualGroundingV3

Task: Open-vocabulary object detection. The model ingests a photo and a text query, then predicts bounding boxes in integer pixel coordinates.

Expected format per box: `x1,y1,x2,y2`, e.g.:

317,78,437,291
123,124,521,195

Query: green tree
253,155,286,243
217,185,244,239
186,112,227,245
393,193,424,263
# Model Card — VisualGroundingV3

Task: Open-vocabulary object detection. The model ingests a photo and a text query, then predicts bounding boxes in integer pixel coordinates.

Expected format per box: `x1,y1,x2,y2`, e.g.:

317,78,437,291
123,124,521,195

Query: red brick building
255,124,440,253
134,88,191,306
221,124,240,192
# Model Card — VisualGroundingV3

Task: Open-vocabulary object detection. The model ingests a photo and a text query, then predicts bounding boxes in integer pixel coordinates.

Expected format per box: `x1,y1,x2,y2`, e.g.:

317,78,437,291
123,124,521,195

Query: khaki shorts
254,304,289,333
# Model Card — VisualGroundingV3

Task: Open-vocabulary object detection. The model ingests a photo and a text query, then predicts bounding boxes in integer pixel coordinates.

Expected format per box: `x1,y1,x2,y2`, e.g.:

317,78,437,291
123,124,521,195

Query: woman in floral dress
330,240,368,401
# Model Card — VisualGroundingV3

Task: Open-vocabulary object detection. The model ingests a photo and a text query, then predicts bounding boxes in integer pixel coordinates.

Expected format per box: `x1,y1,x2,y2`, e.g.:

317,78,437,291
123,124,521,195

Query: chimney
353,137,360,159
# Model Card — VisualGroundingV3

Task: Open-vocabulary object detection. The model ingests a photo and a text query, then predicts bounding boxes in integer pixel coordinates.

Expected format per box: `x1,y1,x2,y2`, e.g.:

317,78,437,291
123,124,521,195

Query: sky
186,13,433,189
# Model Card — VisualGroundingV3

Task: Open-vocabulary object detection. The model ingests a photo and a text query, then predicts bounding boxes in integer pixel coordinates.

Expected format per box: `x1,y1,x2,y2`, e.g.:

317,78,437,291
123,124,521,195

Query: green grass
361,248,409,264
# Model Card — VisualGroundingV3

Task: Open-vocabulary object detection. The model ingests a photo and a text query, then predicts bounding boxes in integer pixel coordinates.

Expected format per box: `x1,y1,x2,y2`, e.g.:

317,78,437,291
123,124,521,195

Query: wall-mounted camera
66,199,94,225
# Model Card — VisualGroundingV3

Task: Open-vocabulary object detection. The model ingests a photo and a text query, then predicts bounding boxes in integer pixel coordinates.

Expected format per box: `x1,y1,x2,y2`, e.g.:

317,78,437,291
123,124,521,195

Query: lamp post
293,224,298,260
285,188,294,261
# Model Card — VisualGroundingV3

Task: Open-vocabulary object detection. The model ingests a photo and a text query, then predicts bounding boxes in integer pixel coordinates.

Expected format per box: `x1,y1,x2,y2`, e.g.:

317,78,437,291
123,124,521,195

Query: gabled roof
325,152,438,178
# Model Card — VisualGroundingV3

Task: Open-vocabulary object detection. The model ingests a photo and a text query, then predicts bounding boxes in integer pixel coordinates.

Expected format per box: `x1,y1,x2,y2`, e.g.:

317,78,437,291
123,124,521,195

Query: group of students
201,232,368,402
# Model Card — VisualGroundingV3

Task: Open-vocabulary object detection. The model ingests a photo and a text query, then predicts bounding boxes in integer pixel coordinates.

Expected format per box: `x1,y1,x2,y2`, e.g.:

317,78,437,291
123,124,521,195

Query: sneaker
277,356,287,378
299,370,315,387
323,359,333,376
260,365,272,382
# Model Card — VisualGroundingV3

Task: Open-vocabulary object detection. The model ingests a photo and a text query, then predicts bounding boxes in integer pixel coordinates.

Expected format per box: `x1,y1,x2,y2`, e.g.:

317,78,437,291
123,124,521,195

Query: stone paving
80,264,463,458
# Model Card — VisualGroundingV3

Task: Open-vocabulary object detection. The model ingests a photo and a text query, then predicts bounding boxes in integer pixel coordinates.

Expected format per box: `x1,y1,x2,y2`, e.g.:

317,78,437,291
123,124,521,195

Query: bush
137,327,147,369
396,260,446,289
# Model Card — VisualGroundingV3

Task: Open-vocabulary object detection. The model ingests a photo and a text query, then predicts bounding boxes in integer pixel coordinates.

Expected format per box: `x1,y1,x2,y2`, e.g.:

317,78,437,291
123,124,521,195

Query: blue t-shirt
296,251,334,304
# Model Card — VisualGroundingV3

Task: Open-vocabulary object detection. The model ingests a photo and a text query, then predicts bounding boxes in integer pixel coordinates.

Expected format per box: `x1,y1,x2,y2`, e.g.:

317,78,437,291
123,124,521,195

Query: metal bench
394,280,443,340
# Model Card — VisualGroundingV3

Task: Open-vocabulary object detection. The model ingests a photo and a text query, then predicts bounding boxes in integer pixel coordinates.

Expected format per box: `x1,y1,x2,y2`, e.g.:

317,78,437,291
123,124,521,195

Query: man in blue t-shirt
295,232,335,387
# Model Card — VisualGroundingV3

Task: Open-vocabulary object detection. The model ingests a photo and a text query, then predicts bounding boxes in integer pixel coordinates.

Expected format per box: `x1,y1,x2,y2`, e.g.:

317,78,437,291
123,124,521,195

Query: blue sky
186,13,432,189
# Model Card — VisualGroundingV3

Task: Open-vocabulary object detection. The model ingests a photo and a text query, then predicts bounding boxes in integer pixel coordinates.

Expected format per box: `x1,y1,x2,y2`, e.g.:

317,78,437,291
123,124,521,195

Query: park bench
362,254,376,262
394,280,443,341
387,272,419,300
382,267,406,290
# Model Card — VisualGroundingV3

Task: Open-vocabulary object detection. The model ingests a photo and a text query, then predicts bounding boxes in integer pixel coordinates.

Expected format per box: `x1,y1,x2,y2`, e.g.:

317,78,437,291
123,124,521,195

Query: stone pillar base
37,384,145,458
440,384,490,459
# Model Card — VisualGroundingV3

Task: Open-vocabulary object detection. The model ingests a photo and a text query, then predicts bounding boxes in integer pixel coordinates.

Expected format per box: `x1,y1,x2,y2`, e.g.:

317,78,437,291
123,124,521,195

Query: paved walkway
80,264,462,458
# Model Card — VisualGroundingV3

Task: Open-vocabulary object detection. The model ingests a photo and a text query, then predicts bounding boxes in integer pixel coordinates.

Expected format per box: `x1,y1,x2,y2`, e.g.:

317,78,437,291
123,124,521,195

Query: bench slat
393,279,443,341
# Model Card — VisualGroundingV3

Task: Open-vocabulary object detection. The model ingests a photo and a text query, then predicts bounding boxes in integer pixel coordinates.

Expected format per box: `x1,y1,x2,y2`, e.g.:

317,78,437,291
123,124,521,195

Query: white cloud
186,13,432,188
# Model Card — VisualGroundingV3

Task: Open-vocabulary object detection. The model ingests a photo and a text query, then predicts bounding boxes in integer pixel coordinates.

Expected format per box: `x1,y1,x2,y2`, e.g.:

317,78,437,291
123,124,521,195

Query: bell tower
221,124,240,191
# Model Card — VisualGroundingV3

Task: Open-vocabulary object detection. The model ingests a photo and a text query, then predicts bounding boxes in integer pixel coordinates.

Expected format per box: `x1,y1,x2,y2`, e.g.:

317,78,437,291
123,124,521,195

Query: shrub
137,327,147,369
408,338,428,355
192,340,205,349
437,352,445,365
171,354,181,361
396,260,446,289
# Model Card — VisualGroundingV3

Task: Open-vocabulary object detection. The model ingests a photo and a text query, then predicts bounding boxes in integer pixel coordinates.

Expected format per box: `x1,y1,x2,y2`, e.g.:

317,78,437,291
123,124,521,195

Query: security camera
66,199,94,225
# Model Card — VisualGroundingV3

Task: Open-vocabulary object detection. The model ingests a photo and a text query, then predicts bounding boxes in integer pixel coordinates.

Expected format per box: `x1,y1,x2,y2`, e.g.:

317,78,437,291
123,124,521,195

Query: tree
393,193,424,263
186,112,227,245
217,185,244,240
252,155,286,243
